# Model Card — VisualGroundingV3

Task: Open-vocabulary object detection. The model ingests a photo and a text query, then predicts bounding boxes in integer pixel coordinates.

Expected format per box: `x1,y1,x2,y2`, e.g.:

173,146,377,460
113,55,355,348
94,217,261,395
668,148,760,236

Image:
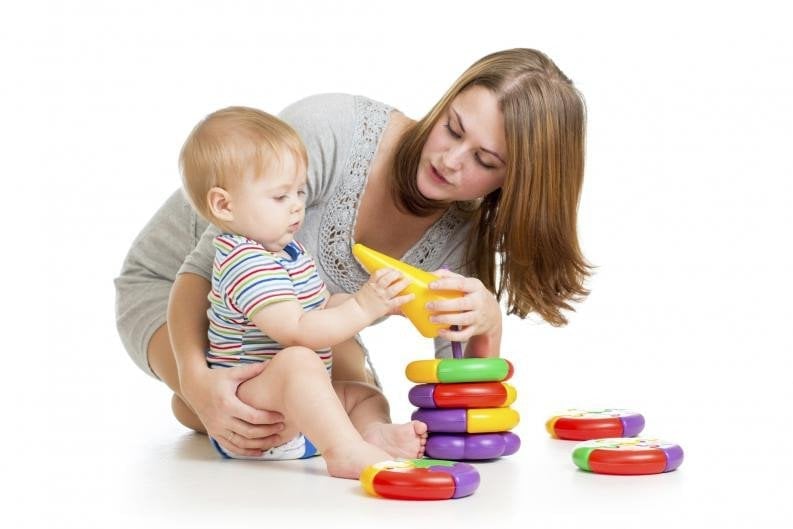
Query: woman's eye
444,122,461,139
475,155,496,169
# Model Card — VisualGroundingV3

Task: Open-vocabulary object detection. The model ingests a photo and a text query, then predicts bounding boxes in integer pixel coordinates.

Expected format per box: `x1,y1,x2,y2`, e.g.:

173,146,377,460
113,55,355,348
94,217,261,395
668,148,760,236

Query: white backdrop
2,1,792,527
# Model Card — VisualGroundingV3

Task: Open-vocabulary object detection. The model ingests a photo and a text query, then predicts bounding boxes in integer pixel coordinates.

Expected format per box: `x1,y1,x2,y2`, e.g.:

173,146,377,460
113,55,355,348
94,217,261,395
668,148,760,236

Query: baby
179,106,426,478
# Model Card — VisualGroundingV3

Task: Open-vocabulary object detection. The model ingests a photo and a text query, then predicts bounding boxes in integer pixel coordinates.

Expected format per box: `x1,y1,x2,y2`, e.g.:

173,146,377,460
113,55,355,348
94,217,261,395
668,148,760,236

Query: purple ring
428,462,480,498
412,408,468,433
426,432,521,460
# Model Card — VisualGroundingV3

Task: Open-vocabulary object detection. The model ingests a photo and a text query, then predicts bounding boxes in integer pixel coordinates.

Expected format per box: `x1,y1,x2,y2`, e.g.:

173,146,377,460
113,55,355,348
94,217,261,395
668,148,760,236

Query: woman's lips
430,164,450,185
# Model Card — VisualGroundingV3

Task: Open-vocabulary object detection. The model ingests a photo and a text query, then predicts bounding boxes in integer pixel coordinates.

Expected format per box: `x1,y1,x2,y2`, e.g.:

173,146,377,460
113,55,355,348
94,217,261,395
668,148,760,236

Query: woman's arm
168,273,212,379
169,272,285,456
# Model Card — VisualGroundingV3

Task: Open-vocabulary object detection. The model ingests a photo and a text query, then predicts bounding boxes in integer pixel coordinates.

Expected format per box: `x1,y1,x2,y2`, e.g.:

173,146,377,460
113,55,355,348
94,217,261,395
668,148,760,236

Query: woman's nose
442,146,464,171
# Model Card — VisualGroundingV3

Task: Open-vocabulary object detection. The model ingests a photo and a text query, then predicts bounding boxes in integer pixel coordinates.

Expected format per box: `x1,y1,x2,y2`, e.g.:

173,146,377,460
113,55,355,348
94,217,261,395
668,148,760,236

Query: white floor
10,310,792,529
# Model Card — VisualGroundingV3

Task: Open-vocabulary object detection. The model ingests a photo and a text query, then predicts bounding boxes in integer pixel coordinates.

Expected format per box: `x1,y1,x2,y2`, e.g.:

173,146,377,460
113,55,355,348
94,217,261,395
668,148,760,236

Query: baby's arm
251,268,413,350
324,292,351,308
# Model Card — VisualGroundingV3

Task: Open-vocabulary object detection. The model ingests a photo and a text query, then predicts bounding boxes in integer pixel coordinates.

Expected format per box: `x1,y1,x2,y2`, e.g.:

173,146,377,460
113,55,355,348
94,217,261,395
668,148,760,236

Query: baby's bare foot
362,420,428,459
323,442,391,480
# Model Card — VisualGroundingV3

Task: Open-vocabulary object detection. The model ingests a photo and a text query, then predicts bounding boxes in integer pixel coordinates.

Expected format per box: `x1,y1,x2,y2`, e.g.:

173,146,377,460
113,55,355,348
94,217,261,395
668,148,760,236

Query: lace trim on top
319,96,470,293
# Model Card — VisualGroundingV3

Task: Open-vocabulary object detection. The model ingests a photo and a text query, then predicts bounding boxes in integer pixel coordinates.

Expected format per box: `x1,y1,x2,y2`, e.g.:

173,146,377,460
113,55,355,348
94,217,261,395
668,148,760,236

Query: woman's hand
180,362,285,457
426,269,502,357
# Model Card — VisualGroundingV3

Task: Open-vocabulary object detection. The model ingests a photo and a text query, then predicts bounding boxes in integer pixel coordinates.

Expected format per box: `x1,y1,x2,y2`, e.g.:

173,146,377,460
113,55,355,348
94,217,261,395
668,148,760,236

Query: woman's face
417,85,508,202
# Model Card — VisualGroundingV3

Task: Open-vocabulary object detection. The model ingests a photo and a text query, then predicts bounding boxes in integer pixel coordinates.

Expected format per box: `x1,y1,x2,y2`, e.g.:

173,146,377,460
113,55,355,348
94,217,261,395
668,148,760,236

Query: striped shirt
206,233,331,371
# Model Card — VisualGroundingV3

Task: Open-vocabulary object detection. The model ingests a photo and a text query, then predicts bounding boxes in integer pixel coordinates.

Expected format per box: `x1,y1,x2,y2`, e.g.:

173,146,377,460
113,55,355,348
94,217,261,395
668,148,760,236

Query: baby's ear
207,187,234,223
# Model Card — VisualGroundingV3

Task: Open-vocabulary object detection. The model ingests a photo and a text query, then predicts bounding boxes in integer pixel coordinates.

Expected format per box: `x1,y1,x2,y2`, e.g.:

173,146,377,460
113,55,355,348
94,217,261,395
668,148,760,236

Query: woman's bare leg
147,324,206,432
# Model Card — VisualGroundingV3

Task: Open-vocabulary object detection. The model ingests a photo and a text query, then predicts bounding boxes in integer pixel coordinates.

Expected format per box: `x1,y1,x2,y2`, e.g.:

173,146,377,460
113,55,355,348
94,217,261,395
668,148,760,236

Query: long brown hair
390,48,591,326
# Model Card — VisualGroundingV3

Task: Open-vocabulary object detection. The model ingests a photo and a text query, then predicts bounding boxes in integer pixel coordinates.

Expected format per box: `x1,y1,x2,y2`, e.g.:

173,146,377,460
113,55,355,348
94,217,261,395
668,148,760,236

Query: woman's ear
207,187,234,223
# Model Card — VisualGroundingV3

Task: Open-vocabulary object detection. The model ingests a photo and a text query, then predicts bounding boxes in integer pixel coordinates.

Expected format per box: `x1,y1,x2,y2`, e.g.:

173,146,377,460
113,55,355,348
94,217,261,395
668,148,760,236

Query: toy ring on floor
546,409,645,440
409,382,517,409
406,358,514,384
360,459,480,500
425,432,521,460
412,407,520,433
572,437,684,475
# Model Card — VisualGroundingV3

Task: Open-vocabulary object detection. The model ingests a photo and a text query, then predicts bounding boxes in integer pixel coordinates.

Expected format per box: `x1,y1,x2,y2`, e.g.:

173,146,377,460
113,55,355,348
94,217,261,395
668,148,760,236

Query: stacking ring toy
409,382,517,409
572,438,684,475
546,409,645,441
425,432,521,460
406,358,514,383
413,407,520,433
360,458,480,500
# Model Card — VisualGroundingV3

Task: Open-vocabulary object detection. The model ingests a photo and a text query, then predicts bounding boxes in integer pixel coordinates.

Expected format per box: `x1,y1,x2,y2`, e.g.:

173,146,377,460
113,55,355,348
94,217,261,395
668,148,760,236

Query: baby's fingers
386,277,411,297
373,268,402,287
390,293,415,308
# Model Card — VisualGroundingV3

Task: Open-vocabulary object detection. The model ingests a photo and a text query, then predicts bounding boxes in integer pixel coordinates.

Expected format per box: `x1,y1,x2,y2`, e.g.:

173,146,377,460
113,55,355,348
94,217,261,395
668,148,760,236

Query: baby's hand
354,268,414,320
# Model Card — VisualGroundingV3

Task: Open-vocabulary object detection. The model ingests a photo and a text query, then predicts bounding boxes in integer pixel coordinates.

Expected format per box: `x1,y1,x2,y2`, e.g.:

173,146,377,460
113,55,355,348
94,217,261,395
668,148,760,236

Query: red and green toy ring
406,358,513,384
572,437,684,475
546,408,645,440
360,459,480,500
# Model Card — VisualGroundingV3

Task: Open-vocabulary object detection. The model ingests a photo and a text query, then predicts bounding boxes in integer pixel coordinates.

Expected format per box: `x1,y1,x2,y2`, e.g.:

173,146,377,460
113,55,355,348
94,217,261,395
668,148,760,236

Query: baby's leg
236,346,392,479
334,381,427,459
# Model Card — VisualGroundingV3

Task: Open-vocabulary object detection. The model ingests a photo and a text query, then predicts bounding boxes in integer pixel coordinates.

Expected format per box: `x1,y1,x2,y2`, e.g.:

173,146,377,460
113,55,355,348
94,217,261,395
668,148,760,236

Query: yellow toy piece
405,359,442,382
412,407,520,433
545,416,560,438
352,243,462,338
359,460,412,496
503,383,518,407
467,408,520,433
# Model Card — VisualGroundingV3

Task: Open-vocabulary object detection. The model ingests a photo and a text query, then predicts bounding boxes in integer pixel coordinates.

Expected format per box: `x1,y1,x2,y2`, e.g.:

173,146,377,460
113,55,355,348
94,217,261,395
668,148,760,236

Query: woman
115,48,590,457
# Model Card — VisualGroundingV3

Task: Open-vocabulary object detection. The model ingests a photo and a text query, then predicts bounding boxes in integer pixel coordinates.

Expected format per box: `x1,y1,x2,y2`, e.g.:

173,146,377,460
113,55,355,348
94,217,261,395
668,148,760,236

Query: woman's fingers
229,419,284,446
426,296,475,313
429,275,478,293
231,415,285,440
431,268,464,279
437,325,474,342
213,416,285,456
430,311,477,327
233,401,284,427
214,433,263,457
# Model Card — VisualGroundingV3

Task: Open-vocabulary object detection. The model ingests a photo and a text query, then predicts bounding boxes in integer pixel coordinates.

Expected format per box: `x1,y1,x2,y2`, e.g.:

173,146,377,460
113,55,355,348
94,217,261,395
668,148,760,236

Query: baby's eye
274,195,287,201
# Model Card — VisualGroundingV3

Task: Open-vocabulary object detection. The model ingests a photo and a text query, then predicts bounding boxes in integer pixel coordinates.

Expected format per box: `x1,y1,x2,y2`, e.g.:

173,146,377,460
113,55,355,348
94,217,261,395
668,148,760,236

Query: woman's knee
171,394,205,433
147,324,182,394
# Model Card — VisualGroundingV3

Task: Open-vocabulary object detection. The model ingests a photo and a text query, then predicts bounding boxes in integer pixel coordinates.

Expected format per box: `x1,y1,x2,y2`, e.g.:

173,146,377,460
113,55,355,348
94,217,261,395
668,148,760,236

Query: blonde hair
391,48,591,326
179,106,307,224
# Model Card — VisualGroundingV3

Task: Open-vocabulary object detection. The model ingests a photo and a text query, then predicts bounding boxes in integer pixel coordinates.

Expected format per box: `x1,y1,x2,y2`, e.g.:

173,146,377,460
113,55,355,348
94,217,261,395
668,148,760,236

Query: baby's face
227,154,307,251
